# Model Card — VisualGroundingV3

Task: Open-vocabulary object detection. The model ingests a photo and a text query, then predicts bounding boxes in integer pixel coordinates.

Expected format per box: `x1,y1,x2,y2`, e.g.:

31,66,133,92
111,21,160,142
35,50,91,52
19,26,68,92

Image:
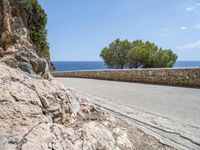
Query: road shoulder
71,88,200,150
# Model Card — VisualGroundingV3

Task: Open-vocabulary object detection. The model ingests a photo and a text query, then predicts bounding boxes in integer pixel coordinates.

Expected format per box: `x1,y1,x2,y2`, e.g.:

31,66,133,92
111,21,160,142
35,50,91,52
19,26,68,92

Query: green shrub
16,0,49,55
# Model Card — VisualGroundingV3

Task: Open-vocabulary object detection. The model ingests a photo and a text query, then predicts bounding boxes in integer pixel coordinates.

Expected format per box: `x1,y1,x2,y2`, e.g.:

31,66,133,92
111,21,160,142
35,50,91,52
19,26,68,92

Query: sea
52,61,200,72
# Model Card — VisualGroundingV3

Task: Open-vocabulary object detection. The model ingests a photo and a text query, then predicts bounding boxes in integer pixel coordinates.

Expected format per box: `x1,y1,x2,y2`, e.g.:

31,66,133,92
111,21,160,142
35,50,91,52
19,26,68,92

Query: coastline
52,61,200,72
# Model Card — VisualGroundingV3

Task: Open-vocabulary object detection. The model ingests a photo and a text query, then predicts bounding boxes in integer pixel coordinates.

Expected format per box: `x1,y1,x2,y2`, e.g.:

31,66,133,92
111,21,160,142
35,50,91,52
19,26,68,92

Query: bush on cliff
16,0,49,56
100,39,178,69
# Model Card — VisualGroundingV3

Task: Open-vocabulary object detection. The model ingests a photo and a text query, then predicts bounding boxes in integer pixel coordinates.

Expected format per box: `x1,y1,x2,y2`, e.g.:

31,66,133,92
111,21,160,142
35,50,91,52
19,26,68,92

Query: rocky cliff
0,0,51,79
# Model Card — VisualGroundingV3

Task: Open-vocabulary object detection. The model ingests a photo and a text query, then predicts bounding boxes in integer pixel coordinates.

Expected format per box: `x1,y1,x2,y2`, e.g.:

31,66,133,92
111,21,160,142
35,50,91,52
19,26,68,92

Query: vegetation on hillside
16,0,49,56
100,39,178,69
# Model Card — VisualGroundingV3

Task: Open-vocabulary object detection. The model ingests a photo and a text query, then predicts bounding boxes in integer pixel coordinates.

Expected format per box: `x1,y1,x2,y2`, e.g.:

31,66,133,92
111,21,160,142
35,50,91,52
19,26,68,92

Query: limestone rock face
0,0,52,78
0,63,134,150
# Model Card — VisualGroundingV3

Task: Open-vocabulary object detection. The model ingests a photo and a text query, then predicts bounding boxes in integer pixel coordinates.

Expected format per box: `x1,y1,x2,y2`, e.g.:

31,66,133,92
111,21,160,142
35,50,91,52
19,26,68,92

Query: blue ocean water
52,61,200,71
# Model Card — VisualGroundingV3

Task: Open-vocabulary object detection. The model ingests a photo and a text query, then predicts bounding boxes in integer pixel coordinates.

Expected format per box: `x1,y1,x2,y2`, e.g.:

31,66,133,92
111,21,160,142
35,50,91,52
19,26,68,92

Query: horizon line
51,60,200,62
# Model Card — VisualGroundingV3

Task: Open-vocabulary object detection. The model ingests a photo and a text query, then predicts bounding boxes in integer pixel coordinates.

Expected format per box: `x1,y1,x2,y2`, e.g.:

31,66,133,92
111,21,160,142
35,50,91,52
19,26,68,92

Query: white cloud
186,7,195,11
194,23,200,29
179,26,188,31
180,40,200,49
186,3,200,12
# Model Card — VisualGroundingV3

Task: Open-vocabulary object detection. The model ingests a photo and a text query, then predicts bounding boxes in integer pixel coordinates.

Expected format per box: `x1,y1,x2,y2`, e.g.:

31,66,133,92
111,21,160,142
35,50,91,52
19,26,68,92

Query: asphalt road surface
56,77,200,150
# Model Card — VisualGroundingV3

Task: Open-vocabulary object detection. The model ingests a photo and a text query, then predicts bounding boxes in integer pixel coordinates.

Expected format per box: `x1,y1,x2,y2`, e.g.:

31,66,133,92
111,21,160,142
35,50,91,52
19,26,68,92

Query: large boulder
0,63,134,150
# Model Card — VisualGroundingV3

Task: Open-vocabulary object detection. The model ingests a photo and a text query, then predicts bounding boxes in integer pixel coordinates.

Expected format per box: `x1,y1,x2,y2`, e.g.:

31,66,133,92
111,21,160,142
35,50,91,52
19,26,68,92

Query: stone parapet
52,67,200,87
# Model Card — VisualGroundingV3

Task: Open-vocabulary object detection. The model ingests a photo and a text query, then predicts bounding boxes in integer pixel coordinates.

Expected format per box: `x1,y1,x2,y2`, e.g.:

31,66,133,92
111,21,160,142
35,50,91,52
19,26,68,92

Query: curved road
56,77,200,149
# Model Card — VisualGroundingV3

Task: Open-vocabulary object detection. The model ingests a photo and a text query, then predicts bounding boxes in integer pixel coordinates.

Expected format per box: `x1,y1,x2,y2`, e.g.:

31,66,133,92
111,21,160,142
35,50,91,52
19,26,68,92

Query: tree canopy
100,39,178,69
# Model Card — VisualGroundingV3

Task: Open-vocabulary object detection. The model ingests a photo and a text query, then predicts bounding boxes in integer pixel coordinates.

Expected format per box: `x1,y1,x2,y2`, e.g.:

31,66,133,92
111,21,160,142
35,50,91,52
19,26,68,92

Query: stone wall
52,68,200,87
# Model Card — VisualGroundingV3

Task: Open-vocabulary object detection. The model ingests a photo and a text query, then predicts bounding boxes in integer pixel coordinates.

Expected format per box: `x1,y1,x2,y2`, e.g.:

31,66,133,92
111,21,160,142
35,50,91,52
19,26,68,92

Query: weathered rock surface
0,63,134,150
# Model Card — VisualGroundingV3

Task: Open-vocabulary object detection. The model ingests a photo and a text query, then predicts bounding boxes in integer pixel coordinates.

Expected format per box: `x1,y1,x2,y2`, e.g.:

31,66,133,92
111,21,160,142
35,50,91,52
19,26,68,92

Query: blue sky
38,0,200,61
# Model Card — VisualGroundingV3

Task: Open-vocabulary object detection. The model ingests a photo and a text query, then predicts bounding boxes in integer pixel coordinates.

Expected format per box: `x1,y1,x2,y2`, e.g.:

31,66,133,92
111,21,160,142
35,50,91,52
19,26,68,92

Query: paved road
56,77,200,149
